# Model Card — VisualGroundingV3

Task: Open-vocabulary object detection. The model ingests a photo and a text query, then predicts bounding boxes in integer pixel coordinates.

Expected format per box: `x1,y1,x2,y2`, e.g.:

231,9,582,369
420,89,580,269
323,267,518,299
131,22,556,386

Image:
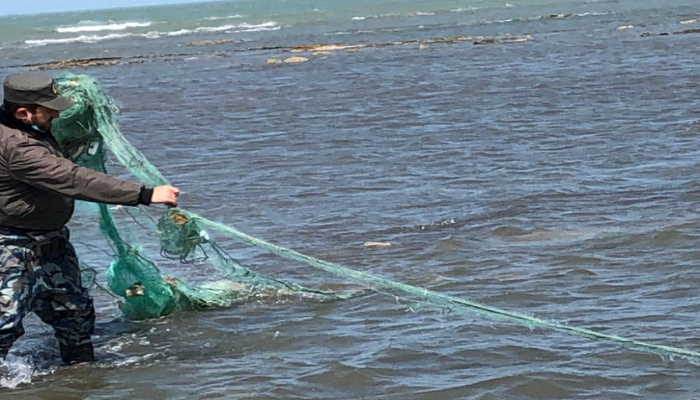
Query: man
0,73,179,365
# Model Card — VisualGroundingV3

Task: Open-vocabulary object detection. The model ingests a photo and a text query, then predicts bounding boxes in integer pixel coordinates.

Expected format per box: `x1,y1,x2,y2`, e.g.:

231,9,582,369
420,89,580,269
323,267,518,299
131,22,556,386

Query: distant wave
489,11,614,24
331,9,616,38
351,11,436,20
194,21,278,33
56,21,152,33
147,22,280,38
26,22,280,47
204,14,243,21
349,8,612,25
26,33,132,46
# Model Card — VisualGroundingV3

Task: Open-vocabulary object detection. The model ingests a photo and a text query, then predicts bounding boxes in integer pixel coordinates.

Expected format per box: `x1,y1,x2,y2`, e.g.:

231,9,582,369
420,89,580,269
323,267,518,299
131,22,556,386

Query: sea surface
2,0,700,398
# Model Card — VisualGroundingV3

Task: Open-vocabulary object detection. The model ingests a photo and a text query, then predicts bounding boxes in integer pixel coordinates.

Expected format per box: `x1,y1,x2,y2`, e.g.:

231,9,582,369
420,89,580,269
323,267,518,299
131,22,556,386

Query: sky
1,0,217,16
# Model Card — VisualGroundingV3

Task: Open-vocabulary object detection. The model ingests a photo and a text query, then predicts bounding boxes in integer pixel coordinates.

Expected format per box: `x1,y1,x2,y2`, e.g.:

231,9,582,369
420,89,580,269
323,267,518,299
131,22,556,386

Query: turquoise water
2,0,700,398
1,0,691,49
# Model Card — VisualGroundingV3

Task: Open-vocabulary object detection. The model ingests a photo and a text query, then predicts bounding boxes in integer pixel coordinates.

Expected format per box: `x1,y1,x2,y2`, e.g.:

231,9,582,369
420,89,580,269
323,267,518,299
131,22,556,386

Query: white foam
56,21,152,33
25,21,280,47
348,11,436,21
25,33,132,46
143,31,161,39
0,357,35,389
166,29,194,36
244,26,281,33
240,24,281,33
194,24,239,33
204,14,243,21
194,21,279,33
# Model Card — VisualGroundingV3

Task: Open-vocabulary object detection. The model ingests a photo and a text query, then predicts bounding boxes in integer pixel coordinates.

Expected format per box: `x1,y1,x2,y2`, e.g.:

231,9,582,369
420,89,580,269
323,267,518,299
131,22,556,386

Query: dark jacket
0,107,149,231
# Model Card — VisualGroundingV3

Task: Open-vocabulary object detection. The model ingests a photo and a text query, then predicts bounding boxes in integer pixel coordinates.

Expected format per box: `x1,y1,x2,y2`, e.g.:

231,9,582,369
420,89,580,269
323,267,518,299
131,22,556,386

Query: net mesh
53,73,349,320
51,73,700,361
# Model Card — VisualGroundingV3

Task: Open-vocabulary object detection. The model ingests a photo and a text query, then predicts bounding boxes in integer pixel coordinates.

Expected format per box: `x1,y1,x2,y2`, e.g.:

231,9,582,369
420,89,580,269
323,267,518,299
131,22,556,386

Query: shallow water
2,0,700,398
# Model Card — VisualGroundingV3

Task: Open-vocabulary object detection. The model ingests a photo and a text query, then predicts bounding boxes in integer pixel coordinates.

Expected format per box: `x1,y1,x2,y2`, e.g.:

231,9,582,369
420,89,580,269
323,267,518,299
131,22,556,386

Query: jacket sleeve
7,136,145,206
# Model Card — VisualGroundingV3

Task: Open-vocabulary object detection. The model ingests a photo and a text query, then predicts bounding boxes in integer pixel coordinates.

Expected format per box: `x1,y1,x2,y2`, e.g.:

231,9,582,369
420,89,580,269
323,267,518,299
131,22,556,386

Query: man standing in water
0,73,179,365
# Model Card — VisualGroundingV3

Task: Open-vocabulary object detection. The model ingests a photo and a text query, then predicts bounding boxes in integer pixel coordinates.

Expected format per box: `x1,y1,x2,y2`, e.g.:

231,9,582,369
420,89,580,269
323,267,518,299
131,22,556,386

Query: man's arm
9,139,178,207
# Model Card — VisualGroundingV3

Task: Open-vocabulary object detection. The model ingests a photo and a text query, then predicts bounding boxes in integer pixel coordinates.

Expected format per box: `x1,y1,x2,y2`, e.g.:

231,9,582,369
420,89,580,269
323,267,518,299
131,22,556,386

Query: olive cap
3,73,73,111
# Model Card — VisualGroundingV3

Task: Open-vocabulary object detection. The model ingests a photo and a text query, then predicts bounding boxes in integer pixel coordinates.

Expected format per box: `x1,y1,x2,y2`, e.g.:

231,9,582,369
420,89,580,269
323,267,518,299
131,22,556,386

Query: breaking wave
56,21,153,33
26,22,280,47
26,33,132,46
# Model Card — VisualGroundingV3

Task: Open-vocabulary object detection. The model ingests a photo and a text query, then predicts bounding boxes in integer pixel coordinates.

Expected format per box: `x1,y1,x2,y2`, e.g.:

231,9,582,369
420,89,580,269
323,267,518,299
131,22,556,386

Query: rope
191,213,700,360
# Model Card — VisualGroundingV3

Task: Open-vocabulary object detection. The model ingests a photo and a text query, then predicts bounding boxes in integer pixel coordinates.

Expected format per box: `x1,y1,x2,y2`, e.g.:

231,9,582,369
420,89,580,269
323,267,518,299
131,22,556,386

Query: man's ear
14,107,31,124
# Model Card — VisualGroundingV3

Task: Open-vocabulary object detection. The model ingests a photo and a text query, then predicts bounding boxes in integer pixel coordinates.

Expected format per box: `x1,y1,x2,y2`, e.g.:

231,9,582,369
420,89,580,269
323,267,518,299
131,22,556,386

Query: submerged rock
17,33,532,70
29,57,123,69
473,37,499,45
641,28,700,37
544,13,573,19
187,39,233,46
291,44,364,52
675,28,700,34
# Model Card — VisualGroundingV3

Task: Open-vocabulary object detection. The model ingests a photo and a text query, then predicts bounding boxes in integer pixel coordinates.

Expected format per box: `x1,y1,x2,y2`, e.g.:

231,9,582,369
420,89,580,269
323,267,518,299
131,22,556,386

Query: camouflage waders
0,227,95,363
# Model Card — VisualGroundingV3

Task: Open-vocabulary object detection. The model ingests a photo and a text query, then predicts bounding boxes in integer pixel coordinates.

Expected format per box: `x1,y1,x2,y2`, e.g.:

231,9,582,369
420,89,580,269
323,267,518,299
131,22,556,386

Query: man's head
3,73,73,131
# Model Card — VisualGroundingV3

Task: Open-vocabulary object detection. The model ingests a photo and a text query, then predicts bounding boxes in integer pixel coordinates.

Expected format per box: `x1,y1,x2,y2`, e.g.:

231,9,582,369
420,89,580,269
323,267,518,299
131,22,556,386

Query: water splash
0,356,35,389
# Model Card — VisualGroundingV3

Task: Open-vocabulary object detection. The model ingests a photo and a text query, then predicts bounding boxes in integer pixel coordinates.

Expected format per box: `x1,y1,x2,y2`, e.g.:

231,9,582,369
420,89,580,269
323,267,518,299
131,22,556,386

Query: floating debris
283,56,309,63
364,241,392,247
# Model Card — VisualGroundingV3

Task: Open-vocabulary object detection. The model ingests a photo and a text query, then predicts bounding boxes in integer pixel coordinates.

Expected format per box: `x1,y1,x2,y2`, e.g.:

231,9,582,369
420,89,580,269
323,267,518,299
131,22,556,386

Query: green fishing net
50,73,700,361
52,73,348,320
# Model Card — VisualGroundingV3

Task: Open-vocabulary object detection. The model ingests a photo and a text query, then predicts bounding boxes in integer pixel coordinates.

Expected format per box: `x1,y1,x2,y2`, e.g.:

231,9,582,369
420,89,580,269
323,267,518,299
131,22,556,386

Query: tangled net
52,73,700,361
52,73,348,320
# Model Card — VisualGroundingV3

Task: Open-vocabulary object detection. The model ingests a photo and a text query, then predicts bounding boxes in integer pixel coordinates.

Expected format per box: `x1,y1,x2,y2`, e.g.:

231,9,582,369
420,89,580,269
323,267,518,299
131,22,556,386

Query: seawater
2,0,700,398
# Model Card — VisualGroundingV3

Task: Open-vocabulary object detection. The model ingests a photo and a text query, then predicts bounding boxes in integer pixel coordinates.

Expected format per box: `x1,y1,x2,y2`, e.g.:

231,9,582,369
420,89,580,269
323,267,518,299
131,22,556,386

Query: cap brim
37,95,73,111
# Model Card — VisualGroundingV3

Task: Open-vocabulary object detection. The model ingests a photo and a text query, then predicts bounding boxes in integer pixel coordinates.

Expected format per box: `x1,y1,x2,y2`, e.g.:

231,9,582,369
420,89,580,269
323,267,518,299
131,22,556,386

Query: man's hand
151,185,180,206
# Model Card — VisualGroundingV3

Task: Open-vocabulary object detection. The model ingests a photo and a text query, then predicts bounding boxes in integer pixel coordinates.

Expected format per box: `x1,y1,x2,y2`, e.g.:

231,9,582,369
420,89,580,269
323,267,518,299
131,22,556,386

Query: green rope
186,213,700,360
